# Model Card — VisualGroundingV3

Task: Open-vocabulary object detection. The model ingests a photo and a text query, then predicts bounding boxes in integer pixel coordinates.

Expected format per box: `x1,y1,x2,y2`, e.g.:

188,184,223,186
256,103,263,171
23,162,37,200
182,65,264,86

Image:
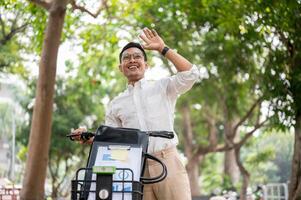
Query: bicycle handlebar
66,130,174,141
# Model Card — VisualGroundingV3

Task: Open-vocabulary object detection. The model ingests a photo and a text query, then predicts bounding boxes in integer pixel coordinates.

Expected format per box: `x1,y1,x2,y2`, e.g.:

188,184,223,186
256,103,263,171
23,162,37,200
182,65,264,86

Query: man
73,27,199,200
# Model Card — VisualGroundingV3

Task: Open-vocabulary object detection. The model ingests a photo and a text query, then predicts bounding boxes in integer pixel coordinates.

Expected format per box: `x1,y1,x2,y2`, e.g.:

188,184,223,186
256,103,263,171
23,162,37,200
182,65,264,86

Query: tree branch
56,159,68,193
10,10,20,31
233,97,263,134
234,145,250,200
236,117,269,148
277,30,294,58
0,23,28,45
48,154,55,182
214,143,233,152
201,117,270,154
0,63,8,68
70,0,108,18
28,0,51,10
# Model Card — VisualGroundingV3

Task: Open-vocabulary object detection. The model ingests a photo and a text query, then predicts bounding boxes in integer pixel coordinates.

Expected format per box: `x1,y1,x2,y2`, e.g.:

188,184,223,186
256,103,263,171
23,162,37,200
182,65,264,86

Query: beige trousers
143,146,192,200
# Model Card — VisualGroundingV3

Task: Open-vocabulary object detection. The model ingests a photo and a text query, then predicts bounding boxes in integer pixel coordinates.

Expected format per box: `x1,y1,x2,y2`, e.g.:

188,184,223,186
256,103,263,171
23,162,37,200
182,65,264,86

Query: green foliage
245,147,275,168
200,153,225,194
0,103,14,138
242,131,293,183
243,0,301,127
0,39,22,70
0,83,25,139
2,0,299,196
17,146,28,162
200,131,293,194
26,3,48,52
0,0,48,75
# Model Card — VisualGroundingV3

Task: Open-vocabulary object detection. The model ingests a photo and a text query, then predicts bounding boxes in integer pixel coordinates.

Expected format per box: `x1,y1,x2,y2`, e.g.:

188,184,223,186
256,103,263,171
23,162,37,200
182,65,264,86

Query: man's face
119,47,148,83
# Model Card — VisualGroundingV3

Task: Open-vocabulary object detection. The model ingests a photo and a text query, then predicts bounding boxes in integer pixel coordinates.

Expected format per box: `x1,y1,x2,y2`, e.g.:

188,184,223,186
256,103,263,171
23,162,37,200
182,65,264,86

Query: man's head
119,42,148,84
119,42,147,62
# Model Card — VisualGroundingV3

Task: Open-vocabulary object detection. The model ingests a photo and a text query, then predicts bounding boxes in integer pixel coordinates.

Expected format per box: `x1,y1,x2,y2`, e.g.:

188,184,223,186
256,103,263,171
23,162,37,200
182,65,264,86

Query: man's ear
118,64,123,72
145,62,149,69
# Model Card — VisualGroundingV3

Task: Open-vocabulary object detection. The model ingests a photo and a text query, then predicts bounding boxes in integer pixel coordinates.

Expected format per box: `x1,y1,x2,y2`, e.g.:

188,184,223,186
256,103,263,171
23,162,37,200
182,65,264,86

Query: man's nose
129,56,135,62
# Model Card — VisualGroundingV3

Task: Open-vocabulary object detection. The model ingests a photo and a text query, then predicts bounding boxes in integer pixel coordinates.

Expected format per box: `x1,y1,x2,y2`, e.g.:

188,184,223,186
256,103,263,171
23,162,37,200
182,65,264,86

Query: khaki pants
143,146,192,200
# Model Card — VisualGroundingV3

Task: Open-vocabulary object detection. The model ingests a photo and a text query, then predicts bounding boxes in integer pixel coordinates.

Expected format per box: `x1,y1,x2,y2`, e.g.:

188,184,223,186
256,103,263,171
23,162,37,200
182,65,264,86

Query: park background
0,0,300,199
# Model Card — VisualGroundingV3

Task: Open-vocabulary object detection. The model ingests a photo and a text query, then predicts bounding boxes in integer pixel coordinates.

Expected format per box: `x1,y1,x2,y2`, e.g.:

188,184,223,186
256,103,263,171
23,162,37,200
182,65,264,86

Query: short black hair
119,42,147,63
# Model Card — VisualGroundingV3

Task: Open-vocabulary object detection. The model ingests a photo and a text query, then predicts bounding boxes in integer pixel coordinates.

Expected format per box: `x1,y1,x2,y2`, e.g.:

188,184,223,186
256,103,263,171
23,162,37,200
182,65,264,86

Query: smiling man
106,28,200,200
73,27,200,200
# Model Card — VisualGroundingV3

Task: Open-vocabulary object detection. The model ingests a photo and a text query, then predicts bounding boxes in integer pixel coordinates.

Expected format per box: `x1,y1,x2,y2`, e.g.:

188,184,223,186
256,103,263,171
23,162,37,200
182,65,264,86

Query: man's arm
139,27,192,72
105,101,122,127
163,48,193,72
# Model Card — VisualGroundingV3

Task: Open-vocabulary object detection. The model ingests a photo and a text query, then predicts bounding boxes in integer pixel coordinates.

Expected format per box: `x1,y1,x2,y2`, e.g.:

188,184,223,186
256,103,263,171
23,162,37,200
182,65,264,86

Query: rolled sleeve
166,65,200,97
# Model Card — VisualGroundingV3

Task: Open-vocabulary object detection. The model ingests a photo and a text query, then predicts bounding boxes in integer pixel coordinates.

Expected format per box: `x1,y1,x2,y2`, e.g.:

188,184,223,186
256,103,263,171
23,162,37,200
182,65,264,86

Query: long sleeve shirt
105,65,200,153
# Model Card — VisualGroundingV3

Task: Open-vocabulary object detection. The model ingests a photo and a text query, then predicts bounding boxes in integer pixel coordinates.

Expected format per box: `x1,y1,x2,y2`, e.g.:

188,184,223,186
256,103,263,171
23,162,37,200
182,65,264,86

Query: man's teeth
129,66,138,69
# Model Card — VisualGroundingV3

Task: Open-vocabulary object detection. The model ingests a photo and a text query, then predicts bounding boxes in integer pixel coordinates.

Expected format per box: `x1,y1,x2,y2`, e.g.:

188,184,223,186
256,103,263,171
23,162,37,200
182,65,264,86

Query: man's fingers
140,27,163,51
139,34,151,44
143,28,153,39
78,127,87,131
151,29,158,37
74,127,86,133
146,28,155,38
70,127,87,141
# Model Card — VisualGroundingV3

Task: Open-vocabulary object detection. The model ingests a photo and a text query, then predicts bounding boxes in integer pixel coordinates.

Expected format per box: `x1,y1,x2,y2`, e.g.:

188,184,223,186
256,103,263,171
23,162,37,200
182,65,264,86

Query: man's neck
128,77,144,86
128,80,137,86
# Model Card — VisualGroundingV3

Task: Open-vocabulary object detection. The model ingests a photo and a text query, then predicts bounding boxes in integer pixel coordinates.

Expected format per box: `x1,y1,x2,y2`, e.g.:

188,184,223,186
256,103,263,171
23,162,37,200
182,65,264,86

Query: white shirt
105,65,200,153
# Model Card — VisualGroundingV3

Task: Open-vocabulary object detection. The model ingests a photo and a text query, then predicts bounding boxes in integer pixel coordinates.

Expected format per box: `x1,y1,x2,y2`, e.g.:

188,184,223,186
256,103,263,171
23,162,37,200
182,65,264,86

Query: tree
20,0,108,199
241,1,301,199
21,1,69,198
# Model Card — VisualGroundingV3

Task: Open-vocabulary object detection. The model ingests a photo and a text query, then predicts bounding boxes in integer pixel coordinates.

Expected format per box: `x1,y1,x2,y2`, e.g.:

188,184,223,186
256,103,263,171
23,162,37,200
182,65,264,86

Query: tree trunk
20,1,68,199
235,147,250,200
288,47,301,200
48,154,59,199
224,121,240,185
224,150,240,184
181,103,201,196
289,114,301,200
187,156,203,196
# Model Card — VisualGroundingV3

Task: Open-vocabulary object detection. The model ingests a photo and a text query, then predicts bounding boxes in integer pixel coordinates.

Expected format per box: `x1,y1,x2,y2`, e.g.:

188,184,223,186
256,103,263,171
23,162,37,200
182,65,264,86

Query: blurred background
0,0,300,199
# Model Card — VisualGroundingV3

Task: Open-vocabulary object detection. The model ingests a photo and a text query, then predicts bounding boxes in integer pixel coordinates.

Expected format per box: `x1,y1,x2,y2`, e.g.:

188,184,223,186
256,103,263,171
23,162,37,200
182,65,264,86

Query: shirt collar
127,77,147,91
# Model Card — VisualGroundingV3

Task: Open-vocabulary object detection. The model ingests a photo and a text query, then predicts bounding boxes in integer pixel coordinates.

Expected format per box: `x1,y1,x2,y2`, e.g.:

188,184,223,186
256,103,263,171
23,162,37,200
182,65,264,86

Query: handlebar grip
147,131,174,139
66,132,95,141
81,132,95,141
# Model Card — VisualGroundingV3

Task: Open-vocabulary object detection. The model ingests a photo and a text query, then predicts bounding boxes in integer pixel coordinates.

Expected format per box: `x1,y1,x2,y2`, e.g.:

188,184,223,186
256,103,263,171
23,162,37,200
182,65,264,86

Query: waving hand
139,28,165,52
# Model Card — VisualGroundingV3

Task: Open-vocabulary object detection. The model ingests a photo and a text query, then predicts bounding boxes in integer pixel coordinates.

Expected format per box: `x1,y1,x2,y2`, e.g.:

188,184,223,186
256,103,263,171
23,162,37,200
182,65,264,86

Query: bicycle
67,125,174,200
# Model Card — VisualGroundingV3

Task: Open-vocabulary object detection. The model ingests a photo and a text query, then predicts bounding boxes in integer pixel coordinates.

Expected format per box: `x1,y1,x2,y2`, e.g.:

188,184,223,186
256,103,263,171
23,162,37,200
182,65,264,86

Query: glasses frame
121,53,144,62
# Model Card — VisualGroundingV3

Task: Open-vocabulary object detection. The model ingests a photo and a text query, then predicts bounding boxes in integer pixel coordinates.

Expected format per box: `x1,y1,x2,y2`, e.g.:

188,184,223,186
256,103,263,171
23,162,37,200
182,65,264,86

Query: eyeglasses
121,53,144,62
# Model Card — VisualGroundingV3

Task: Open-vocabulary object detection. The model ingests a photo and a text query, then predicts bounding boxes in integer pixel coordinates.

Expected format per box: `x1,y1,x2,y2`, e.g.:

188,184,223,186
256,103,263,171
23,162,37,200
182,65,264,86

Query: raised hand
139,27,165,52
